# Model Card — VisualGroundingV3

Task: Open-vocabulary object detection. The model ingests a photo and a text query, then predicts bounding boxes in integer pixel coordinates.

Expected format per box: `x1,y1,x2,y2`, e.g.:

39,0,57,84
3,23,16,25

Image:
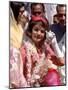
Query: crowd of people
9,2,66,88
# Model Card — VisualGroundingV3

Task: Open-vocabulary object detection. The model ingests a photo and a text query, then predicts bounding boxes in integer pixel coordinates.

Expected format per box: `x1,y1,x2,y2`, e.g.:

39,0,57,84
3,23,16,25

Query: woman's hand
46,30,56,44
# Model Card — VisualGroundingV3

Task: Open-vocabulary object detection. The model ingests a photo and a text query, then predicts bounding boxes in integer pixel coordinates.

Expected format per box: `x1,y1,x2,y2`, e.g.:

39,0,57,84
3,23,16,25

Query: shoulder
50,23,59,27
50,23,59,31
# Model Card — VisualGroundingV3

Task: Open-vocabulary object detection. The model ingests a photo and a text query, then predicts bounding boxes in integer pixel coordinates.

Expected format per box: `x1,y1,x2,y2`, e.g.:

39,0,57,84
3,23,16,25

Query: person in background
53,14,59,24
51,4,66,43
50,4,66,84
18,3,29,31
11,2,29,30
31,3,45,18
10,2,29,88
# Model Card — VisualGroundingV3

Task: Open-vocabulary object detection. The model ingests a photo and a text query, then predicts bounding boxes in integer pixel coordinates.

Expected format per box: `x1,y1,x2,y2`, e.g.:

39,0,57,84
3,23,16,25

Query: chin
33,40,41,44
36,40,42,43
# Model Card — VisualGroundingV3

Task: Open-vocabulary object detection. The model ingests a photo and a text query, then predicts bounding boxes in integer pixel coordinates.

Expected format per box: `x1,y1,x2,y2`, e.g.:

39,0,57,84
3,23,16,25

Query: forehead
33,23,45,29
20,6,25,11
58,6,66,14
32,4,43,11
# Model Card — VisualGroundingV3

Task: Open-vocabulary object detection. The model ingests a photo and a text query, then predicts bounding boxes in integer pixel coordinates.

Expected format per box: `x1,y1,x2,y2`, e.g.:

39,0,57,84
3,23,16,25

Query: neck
35,42,43,49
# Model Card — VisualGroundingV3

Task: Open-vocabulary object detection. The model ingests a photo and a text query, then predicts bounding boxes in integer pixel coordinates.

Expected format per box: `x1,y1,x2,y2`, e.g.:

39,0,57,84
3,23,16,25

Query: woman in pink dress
20,16,64,87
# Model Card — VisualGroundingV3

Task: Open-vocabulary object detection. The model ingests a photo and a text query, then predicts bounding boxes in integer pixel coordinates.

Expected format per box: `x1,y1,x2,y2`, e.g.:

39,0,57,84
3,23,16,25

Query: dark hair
31,3,45,12
26,17,49,40
56,4,66,13
10,2,25,21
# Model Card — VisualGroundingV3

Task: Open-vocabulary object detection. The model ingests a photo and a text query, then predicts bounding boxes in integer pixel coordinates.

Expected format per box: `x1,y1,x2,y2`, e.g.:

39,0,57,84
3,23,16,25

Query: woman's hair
10,2,25,21
56,4,66,13
26,16,49,41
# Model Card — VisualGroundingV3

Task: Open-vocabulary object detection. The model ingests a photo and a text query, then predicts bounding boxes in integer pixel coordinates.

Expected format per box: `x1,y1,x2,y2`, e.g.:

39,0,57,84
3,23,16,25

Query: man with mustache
51,4,66,43
50,4,66,84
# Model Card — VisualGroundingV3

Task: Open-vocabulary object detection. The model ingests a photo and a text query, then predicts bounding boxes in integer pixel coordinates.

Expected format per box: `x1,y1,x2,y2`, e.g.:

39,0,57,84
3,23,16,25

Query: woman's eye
34,29,38,32
41,30,45,33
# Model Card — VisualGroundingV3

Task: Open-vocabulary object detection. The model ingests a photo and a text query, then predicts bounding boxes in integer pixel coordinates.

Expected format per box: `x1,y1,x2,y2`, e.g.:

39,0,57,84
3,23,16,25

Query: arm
51,35,64,66
46,31,64,66
51,55,64,66
45,43,64,66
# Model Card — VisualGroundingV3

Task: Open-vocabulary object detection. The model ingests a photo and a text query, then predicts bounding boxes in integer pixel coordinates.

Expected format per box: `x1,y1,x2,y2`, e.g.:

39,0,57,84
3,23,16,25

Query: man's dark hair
31,3,45,12
56,4,66,13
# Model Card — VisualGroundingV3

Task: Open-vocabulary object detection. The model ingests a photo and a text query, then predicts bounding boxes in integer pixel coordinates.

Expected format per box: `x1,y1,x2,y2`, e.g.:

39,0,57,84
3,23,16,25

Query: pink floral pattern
10,45,28,88
20,40,61,87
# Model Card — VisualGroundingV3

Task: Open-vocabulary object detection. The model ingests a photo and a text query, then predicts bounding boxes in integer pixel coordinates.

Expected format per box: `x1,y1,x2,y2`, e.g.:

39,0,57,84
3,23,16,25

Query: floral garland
24,39,48,86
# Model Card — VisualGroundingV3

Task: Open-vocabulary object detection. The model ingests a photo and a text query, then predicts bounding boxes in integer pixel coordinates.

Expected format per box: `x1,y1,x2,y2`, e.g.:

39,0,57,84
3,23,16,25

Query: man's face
57,6,66,26
31,4,45,17
53,16,59,24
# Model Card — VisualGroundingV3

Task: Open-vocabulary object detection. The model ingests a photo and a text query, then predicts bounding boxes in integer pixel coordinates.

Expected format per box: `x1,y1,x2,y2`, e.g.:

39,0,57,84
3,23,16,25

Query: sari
20,38,62,87
10,8,27,88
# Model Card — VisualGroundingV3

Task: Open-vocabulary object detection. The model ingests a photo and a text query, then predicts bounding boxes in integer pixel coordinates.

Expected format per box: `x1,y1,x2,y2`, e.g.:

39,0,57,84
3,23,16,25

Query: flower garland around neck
24,39,47,85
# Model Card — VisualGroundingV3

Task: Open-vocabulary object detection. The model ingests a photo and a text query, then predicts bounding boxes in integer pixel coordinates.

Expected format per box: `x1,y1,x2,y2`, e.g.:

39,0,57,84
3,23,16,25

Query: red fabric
42,68,62,86
20,45,26,64
31,15,48,24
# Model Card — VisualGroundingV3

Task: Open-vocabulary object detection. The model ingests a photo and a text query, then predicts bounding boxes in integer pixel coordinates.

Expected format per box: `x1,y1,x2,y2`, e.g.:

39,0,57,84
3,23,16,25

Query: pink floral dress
20,40,62,87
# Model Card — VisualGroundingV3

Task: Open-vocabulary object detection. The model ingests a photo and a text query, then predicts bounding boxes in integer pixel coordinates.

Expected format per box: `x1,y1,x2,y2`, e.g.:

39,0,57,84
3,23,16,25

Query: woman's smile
32,24,45,44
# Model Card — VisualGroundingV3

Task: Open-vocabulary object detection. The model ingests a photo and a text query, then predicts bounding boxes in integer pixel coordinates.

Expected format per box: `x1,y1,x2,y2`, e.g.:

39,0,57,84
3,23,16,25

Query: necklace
24,39,46,85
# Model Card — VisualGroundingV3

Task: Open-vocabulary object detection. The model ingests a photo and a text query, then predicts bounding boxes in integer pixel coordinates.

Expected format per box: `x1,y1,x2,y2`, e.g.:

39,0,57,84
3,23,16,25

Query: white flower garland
24,39,47,86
